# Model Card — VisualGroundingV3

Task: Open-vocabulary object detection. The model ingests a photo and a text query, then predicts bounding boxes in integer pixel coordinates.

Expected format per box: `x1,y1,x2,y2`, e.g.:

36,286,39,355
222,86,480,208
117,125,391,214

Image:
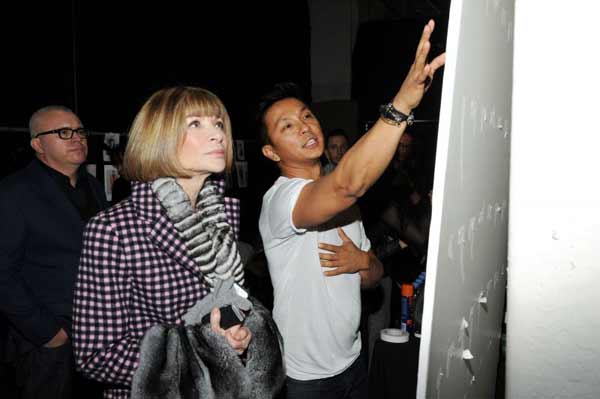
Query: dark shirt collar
35,157,86,188
34,158,100,222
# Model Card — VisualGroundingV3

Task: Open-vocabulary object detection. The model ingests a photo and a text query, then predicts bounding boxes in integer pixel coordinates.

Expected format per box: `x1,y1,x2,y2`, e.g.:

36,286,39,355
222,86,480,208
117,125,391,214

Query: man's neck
38,156,80,187
280,160,322,181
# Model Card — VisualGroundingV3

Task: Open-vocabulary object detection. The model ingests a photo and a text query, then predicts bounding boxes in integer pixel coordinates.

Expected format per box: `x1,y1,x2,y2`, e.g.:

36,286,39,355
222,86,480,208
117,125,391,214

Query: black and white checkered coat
73,181,239,399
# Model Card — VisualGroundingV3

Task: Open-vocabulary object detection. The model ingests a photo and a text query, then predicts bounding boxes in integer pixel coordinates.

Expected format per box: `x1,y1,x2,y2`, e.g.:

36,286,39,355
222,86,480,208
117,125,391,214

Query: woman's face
178,115,227,177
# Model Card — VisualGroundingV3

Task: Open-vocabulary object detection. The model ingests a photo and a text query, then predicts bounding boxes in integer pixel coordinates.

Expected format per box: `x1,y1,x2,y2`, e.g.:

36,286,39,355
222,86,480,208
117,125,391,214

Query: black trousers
13,342,74,399
284,354,368,399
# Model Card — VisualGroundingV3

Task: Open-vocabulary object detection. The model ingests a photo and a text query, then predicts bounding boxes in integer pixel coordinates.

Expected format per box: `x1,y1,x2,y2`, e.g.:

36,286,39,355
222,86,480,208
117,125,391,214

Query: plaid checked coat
73,180,240,399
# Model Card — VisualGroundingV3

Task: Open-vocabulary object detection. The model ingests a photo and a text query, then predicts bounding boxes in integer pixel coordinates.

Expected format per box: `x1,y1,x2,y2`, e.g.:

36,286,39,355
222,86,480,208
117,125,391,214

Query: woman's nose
210,130,225,143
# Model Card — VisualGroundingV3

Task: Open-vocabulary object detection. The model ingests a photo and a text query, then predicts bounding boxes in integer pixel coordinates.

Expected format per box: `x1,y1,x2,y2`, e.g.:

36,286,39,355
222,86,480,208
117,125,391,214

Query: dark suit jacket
0,159,107,358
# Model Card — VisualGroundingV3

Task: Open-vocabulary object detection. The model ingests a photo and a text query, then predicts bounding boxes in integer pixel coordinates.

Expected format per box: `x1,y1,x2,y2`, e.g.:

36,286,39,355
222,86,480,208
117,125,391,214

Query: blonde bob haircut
121,86,233,182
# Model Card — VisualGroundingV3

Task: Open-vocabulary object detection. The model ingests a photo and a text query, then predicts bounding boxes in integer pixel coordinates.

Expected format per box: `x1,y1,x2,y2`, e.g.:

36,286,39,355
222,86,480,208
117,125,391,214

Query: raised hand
393,19,446,114
318,227,370,277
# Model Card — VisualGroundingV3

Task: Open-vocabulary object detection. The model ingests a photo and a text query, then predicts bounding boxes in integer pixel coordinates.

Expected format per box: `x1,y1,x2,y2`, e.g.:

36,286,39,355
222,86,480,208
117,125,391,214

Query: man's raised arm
293,20,445,229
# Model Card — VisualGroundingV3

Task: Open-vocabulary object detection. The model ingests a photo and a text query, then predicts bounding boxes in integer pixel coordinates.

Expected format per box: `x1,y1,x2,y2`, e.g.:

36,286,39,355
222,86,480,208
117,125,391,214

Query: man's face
30,110,88,172
397,133,413,161
262,98,324,165
326,135,349,165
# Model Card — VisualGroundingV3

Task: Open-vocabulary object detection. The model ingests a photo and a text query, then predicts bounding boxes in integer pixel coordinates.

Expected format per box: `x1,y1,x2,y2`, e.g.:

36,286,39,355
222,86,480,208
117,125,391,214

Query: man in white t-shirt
257,20,445,399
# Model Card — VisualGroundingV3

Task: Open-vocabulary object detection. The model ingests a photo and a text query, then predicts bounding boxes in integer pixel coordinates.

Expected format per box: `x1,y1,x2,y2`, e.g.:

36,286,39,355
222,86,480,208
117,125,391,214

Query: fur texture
152,178,245,288
131,299,285,399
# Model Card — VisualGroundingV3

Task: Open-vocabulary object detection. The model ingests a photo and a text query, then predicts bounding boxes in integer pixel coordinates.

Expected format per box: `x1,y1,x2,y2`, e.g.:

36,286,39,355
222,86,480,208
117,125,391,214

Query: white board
418,0,514,397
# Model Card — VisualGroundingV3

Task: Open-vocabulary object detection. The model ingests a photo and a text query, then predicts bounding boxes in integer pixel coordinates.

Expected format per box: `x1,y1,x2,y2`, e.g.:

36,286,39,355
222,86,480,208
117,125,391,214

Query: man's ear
262,145,280,162
30,138,43,155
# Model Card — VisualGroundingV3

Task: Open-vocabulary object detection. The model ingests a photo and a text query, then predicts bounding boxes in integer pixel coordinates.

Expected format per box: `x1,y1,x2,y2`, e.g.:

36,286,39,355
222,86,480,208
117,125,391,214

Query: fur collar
151,177,244,288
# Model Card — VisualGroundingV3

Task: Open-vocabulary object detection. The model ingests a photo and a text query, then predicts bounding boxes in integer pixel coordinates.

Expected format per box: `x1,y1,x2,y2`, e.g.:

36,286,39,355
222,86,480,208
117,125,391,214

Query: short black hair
326,128,349,147
256,82,307,146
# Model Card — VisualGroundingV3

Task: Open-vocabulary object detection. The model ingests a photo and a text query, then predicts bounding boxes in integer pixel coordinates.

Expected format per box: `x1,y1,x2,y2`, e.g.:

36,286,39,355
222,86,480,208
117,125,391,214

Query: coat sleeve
0,182,62,345
72,216,140,387
223,196,241,240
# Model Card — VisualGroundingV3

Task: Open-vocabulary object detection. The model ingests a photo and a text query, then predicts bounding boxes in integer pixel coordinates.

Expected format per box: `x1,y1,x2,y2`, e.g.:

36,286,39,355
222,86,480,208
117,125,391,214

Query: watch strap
379,103,414,126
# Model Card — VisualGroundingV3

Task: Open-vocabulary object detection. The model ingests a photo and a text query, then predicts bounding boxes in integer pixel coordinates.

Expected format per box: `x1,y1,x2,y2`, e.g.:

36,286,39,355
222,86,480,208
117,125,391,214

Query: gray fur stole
151,177,244,288
131,299,285,399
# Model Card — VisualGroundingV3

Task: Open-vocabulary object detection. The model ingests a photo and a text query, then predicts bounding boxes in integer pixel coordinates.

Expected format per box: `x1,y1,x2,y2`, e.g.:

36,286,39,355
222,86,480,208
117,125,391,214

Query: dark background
1,1,312,133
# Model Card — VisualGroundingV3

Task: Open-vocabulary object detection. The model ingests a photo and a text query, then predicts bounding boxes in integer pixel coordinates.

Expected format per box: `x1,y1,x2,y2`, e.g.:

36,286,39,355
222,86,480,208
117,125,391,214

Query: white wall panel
418,0,513,397
508,2,600,398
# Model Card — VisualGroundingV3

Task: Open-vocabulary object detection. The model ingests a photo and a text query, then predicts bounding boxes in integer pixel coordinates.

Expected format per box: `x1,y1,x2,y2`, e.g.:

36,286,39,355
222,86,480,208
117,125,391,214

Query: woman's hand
210,307,252,355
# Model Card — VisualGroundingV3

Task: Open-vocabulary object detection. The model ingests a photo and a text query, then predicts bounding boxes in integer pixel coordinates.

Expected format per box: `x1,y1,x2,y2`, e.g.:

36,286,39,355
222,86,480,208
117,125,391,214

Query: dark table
368,334,421,398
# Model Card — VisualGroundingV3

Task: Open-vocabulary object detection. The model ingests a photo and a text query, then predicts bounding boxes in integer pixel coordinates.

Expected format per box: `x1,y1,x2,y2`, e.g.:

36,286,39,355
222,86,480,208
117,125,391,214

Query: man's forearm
330,119,409,200
359,251,384,289
326,20,444,202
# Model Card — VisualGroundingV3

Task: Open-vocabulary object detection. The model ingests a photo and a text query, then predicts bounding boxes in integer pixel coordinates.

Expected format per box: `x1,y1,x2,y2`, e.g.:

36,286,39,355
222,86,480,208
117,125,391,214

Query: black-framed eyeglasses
34,127,88,140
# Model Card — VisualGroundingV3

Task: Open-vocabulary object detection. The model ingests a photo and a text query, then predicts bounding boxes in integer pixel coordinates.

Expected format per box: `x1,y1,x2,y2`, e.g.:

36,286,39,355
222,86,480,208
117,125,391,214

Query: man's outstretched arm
293,20,446,229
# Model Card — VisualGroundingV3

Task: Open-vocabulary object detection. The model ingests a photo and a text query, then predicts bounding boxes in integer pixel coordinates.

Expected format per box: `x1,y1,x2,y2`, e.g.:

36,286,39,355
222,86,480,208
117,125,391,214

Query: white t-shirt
259,176,371,380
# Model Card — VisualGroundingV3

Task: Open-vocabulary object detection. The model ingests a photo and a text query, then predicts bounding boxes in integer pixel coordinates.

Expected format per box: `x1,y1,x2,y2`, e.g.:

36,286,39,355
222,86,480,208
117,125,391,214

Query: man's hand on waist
44,328,69,348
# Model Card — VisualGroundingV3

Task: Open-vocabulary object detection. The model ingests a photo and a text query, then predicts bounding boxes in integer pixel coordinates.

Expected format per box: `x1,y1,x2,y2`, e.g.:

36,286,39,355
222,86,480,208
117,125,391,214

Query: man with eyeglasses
0,105,107,398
